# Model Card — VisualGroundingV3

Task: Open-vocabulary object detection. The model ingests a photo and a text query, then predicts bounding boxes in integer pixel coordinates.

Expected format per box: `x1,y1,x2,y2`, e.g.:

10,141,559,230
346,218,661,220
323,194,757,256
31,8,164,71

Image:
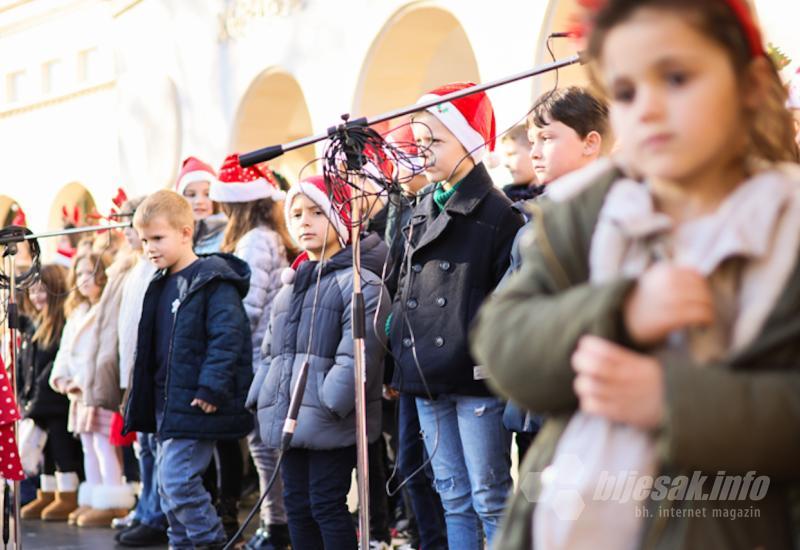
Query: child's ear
582,131,603,157
182,225,193,241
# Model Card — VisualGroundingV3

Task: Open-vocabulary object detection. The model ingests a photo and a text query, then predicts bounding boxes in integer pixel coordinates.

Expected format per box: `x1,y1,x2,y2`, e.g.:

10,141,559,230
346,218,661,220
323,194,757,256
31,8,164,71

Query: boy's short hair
500,124,531,146
133,190,194,233
529,86,609,139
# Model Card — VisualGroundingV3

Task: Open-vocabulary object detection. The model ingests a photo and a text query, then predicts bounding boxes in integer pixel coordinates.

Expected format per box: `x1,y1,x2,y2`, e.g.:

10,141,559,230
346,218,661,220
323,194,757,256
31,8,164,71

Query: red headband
575,0,765,58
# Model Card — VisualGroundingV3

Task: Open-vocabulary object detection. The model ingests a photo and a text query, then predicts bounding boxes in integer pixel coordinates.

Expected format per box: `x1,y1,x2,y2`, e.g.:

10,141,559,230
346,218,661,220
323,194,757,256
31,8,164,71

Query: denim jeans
156,437,225,549
281,445,357,550
416,394,512,550
135,433,167,530
398,393,448,550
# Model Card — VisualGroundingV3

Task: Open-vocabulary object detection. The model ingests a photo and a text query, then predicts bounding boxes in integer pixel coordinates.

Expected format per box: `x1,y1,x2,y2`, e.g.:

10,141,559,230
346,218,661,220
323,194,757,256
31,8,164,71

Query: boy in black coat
387,83,523,549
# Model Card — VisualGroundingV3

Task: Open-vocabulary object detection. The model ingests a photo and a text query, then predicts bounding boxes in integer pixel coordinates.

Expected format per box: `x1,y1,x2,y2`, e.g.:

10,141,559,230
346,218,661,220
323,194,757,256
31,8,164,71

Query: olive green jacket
470,163,800,550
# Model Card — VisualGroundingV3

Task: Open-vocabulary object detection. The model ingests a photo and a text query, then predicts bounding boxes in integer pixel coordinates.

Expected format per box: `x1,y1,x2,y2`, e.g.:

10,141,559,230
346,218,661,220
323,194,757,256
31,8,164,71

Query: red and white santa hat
176,156,217,197
210,153,286,203
416,82,496,163
284,175,352,246
384,122,424,175
787,67,800,110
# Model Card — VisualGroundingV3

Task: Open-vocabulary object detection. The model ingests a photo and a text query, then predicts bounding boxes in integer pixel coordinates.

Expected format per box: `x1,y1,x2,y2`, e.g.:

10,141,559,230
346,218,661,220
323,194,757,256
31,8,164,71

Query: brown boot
20,490,55,519
68,506,92,525
41,491,78,521
76,507,129,528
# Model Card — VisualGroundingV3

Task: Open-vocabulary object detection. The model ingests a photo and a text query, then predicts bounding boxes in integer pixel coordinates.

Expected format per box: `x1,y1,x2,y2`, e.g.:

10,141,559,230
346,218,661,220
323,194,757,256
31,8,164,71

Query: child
50,252,136,527
472,1,800,548
123,190,254,549
248,175,389,550
176,156,228,255
18,265,83,521
388,83,524,549
499,124,540,202
210,153,293,550
114,195,167,547
528,86,609,186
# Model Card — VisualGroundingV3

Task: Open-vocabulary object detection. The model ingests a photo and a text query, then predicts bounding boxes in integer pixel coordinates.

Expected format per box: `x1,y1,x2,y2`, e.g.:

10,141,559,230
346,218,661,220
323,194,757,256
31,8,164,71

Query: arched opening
353,4,480,133
533,0,589,101
230,69,315,183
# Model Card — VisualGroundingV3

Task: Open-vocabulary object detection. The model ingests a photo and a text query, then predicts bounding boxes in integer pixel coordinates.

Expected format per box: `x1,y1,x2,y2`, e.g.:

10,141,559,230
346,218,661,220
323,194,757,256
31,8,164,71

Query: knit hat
787,67,800,110
176,156,217,197
210,153,285,203
416,82,496,163
284,175,352,246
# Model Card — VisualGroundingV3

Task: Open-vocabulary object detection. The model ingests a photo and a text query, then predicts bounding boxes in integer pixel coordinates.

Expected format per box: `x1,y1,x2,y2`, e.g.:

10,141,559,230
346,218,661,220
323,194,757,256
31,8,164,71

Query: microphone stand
237,54,582,549
0,221,130,549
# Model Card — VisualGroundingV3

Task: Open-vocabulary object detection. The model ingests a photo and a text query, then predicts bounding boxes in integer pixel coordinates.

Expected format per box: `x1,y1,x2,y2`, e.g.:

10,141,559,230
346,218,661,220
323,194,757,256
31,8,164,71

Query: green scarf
433,180,462,212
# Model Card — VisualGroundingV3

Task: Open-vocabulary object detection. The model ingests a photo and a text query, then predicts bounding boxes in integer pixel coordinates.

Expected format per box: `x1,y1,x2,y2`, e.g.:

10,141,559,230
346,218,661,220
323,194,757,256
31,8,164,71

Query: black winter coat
123,254,255,440
16,316,70,420
388,163,524,397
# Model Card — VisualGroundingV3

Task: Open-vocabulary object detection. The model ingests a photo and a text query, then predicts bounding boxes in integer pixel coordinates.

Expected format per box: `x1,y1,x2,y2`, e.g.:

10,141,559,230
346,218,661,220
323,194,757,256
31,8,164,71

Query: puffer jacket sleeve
321,270,389,418
247,315,274,412
196,280,251,405
236,229,284,354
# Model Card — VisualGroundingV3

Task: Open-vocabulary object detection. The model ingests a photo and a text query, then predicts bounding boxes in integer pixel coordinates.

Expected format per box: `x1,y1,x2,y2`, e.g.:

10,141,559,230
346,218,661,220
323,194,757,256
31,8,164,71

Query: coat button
436,297,447,307
407,298,418,310
439,261,451,271
411,263,422,273
402,338,412,348
434,336,444,347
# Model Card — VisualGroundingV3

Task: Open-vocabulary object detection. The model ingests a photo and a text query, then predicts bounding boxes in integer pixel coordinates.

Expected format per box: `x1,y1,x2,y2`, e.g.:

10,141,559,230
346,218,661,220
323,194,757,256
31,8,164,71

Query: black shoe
215,497,241,541
117,523,169,547
114,519,141,542
244,523,290,550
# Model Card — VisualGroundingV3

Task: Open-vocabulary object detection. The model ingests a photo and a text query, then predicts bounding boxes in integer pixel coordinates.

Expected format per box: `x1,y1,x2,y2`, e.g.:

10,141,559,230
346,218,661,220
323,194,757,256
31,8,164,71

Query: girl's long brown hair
65,252,109,316
585,0,799,164
220,198,298,261
32,264,69,348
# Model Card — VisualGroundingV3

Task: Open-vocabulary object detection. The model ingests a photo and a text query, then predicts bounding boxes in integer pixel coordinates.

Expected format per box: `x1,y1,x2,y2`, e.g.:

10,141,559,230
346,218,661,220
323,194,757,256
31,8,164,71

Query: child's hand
382,385,400,401
623,263,714,346
190,398,218,414
571,335,664,429
65,380,82,396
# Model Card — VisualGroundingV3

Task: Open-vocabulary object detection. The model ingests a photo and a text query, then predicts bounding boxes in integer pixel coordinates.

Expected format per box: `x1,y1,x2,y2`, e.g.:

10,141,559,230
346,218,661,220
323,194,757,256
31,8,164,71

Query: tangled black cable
0,226,41,290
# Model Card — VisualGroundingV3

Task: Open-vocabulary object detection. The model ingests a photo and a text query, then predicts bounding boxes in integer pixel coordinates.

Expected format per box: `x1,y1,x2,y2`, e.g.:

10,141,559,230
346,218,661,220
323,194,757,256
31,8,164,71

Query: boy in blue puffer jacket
123,190,254,550
248,175,389,550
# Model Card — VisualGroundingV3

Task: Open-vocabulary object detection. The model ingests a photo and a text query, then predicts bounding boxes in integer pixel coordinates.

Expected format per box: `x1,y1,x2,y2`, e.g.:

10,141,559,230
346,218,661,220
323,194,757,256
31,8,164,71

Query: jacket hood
322,232,388,277
185,253,251,299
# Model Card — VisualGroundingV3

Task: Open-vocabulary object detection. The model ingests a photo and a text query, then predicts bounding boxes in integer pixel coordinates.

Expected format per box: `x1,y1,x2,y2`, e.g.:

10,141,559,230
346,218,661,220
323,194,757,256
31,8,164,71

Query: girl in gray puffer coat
248,175,390,550
210,153,297,548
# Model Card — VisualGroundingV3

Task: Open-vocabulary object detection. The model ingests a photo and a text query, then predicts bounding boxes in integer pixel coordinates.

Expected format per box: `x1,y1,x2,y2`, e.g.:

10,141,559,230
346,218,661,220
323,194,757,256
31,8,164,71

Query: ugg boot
77,484,136,528
21,474,56,519
42,471,80,521
68,482,95,525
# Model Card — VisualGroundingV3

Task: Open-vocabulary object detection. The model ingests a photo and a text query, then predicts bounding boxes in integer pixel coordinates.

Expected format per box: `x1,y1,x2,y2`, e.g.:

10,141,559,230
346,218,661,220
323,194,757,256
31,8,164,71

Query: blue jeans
281,446,357,550
398,394,448,549
156,438,225,549
416,395,512,550
135,433,167,530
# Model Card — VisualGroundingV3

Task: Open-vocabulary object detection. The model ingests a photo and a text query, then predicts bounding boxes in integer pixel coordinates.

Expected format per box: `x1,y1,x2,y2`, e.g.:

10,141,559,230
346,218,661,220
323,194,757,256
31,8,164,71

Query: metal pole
7,248,20,550
349,185,370,549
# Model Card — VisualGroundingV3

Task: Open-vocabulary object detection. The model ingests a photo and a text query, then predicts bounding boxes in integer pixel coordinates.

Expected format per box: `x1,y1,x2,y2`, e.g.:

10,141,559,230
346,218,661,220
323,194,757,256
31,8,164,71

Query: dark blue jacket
247,234,390,450
123,254,254,440
388,163,524,397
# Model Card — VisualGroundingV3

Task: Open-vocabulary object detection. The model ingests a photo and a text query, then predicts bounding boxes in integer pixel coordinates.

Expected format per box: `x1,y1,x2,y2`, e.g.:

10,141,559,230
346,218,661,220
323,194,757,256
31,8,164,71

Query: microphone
280,361,310,451
549,32,575,38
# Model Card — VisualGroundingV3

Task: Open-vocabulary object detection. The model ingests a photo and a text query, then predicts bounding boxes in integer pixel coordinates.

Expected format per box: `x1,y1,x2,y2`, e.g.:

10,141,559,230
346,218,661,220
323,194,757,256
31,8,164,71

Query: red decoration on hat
417,82,496,163
61,205,81,226
112,188,128,209
0,356,24,481
176,156,217,197
11,206,26,227
210,153,286,203
284,175,352,247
